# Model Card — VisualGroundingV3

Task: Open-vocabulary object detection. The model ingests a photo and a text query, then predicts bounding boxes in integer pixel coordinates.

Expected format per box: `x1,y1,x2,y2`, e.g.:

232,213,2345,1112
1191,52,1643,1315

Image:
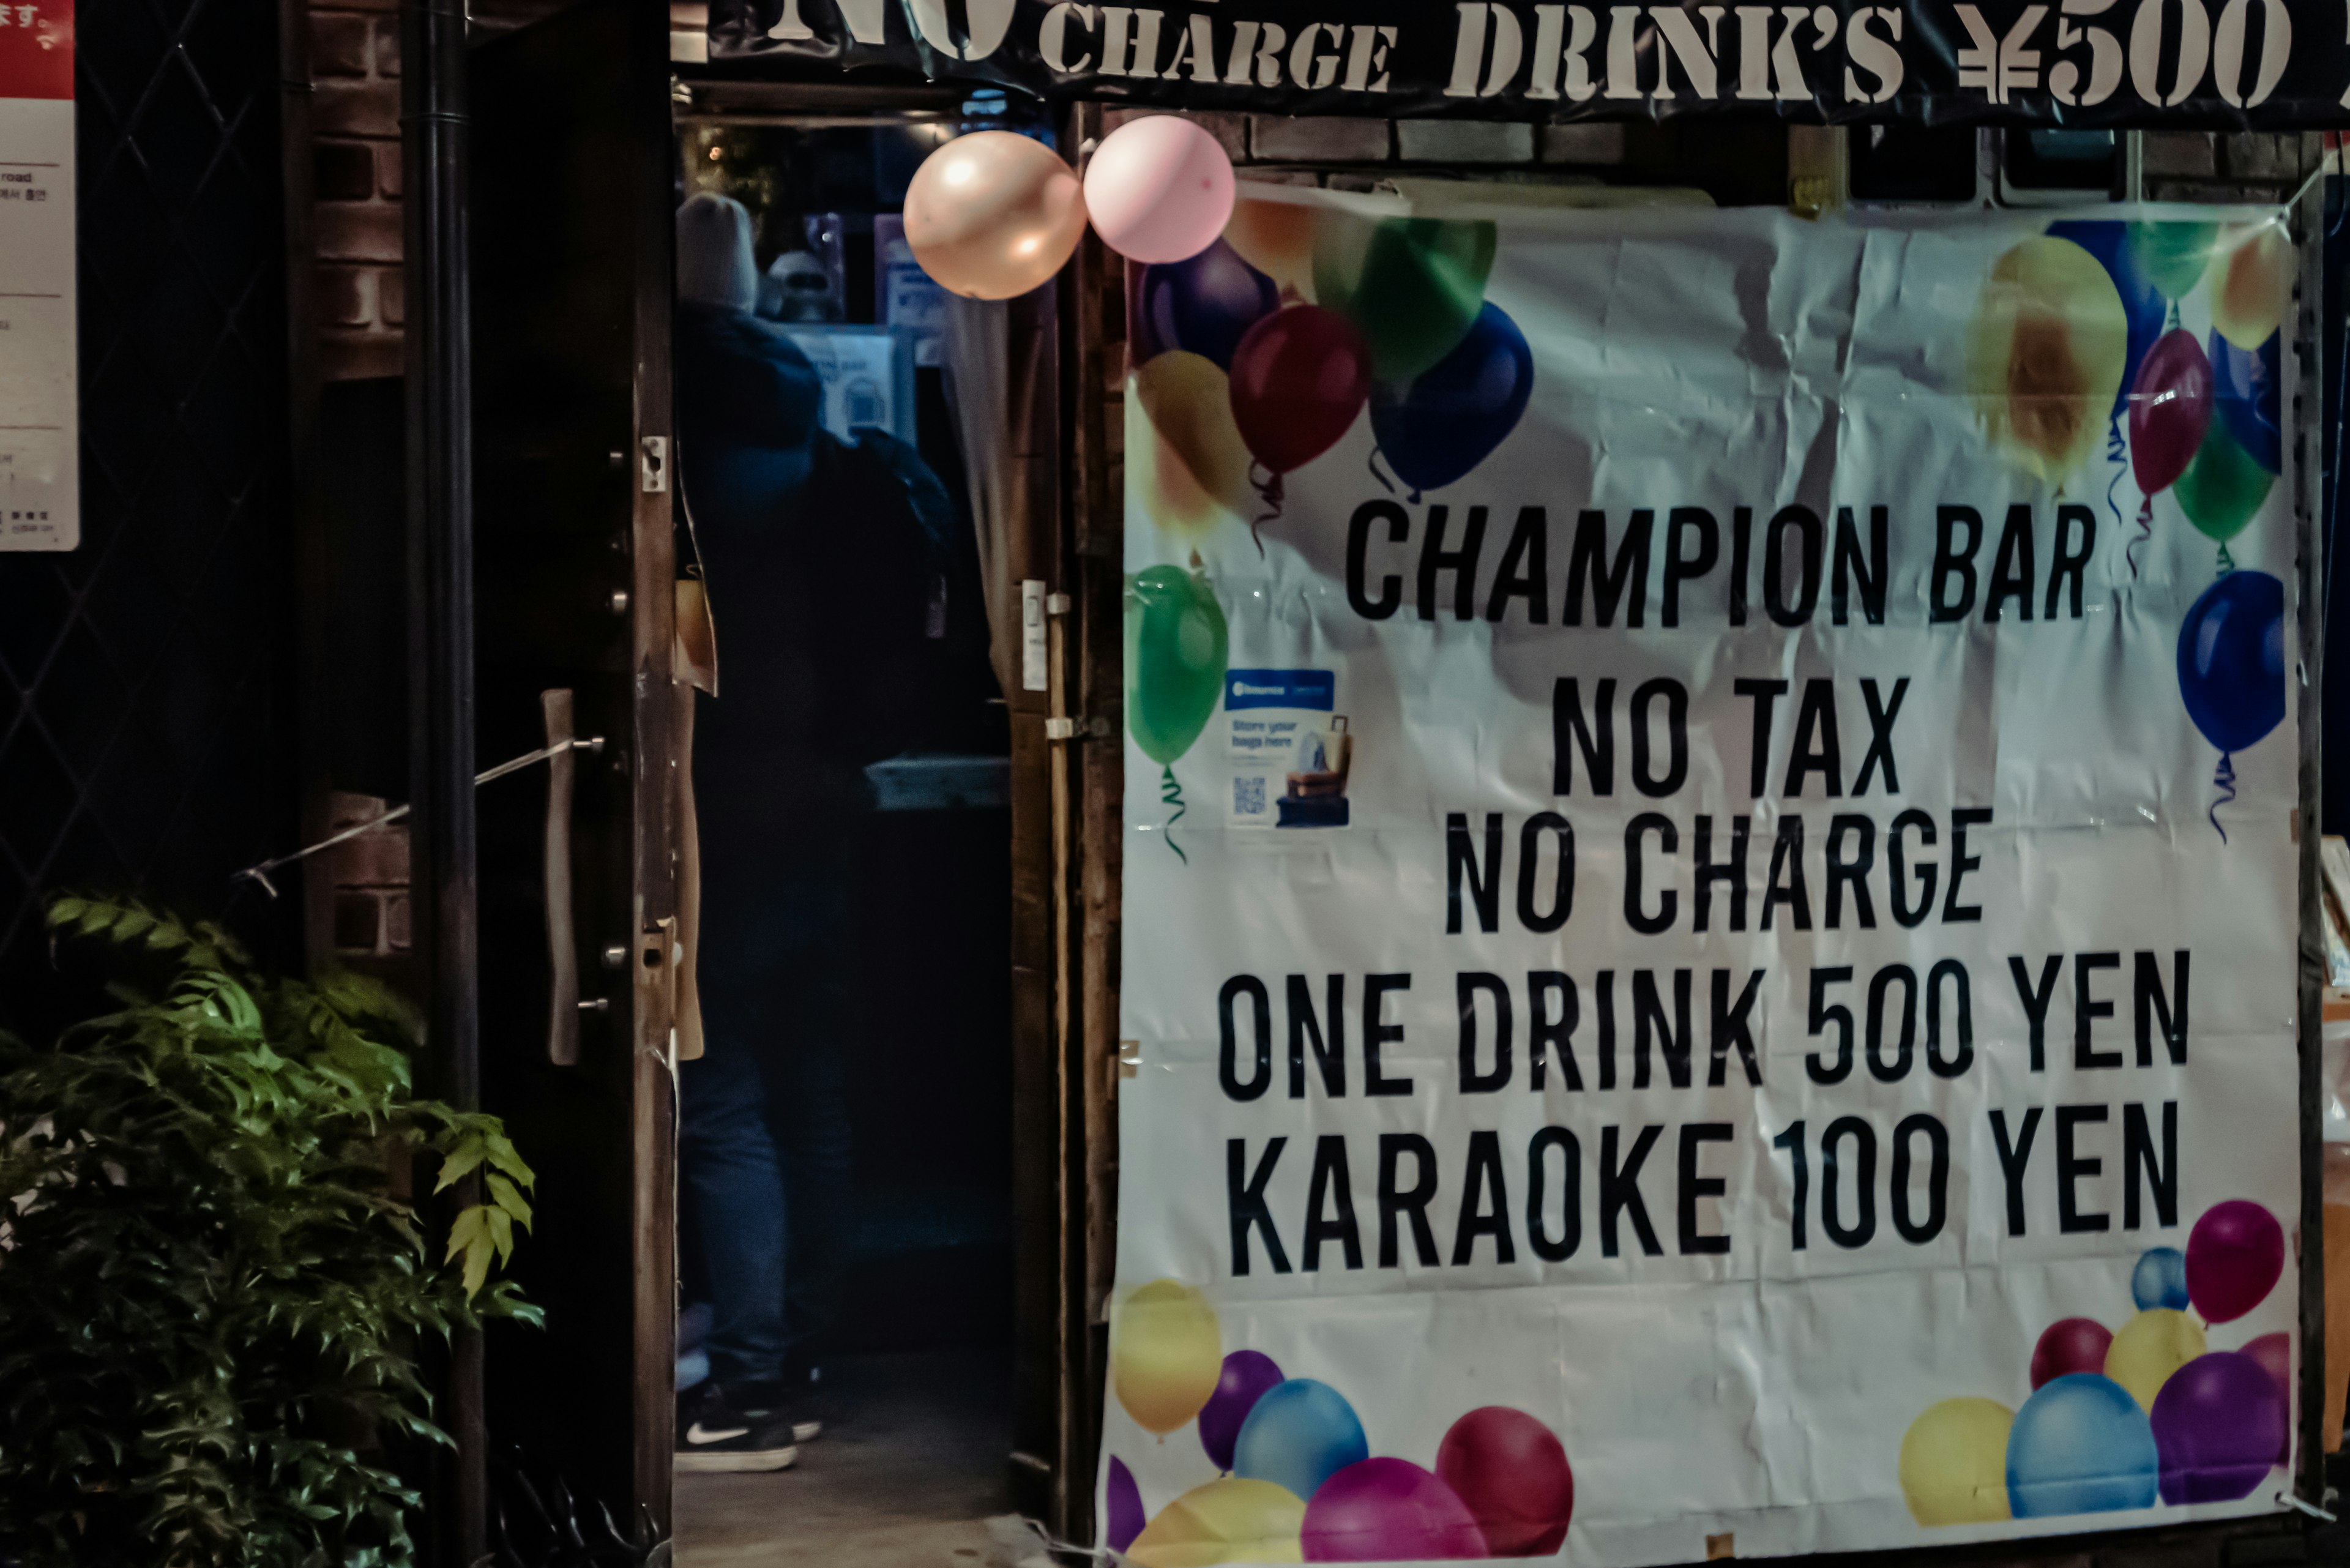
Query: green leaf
484,1173,532,1231
433,1141,487,1193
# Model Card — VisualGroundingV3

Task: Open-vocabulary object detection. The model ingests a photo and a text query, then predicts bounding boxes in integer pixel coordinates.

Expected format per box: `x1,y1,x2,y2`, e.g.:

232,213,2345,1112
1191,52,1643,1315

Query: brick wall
310,0,403,381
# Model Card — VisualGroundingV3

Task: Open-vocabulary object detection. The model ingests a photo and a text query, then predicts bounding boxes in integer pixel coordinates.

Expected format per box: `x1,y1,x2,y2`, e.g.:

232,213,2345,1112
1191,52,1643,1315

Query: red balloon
2187,1200,2285,1324
2128,327,2212,497
1434,1406,1573,1558
2029,1318,2114,1390
1228,305,1372,476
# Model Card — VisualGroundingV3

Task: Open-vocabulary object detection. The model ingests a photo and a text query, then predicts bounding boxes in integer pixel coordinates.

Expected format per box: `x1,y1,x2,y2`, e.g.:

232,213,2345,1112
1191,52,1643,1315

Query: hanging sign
706,0,2344,130
1103,190,2302,1565
0,0,72,552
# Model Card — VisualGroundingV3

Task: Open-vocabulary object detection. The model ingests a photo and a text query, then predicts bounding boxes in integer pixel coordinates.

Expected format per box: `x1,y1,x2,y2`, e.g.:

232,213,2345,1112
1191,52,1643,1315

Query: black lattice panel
0,0,294,1028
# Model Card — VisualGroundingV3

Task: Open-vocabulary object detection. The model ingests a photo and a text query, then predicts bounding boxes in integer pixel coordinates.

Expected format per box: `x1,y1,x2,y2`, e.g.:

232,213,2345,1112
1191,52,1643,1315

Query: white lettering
1845,4,1904,100
1099,6,1165,77
1040,1,1097,70
1446,2,1525,96
1163,13,1220,81
1651,4,1724,97
1290,20,1345,88
1955,3,2047,103
2211,0,2289,107
1343,23,1398,91
2131,0,2211,105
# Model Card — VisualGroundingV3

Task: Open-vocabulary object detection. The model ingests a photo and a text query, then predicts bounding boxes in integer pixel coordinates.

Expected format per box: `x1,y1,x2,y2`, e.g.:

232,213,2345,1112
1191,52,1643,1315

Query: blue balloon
1369,302,1534,495
1132,239,1280,373
2048,220,2166,421
2177,570,2286,755
1231,1378,1368,1503
2132,1246,2190,1311
2007,1373,2160,1518
2210,329,2282,476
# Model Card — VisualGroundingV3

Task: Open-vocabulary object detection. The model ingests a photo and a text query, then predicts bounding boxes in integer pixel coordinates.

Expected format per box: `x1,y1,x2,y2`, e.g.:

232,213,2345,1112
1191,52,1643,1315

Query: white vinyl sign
1106,193,2302,1566
0,0,73,552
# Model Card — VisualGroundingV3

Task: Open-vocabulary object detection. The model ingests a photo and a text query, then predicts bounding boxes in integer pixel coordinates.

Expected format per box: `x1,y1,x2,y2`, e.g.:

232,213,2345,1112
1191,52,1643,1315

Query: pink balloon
1083,116,1234,265
1303,1458,1488,1562
2187,1201,2285,1324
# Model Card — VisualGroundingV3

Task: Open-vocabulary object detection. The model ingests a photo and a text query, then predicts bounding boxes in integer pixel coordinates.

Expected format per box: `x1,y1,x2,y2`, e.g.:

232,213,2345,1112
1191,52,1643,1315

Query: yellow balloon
1900,1397,2013,1526
2212,223,2294,351
1112,1278,1222,1436
1132,352,1254,537
1967,236,2128,486
903,130,1087,301
1224,198,1319,303
2105,1308,2206,1410
1128,1477,1305,1567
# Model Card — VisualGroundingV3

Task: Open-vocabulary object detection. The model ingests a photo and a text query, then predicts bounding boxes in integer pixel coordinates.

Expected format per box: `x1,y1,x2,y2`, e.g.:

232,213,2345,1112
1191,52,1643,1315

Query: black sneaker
676,1386,799,1473
724,1379,824,1444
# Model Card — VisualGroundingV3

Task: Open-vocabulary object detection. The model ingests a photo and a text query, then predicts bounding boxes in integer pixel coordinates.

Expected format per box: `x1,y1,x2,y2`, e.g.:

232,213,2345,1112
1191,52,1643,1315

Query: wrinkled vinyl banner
1105,193,2303,1566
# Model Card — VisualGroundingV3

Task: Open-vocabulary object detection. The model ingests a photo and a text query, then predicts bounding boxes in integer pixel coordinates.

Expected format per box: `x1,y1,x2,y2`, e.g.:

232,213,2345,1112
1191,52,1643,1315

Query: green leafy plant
0,895,542,1567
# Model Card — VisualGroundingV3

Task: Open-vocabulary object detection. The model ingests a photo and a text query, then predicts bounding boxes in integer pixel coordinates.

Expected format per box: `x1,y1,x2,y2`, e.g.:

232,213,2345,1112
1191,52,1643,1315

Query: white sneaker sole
677,1445,799,1474
791,1420,822,1443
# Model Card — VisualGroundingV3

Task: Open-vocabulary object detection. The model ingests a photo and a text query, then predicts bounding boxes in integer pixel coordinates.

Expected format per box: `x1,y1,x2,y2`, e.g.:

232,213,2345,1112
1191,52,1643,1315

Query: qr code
1233,774,1267,818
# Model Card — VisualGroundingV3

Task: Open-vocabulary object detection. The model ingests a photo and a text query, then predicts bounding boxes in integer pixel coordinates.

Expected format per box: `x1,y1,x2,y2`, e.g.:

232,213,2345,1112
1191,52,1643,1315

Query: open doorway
665,86,1053,1562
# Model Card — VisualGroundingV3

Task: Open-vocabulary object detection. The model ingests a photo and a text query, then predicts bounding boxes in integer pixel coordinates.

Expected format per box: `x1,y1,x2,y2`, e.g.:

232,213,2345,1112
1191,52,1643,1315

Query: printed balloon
1128,1477,1307,1567
2032,1320,2116,1391
1968,236,2130,485
1228,307,1374,477
2105,1309,2207,1412
2173,415,2276,544
1233,1379,1370,1507
1370,303,1534,497
1084,115,1235,266
1314,215,1498,384
1108,1456,1147,1555
903,131,1086,301
2131,1247,2190,1312
2048,219,2165,421
2127,220,2217,302
1124,566,1229,769
1112,1278,1223,1436
1434,1406,1573,1556
2005,1373,2159,1518
1199,1351,1286,1474
2151,1351,2286,1503
2242,1332,2293,1464
2212,223,2293,352
1134,241,1281,372
1901,1397,2013,1526
1300,1458,1488,1562
2210,329,2282,476
2176,572,2286,756
1133,351,1254,534
2126,329,2211,498
2187,1200,2286,1324
1225,198,1320,302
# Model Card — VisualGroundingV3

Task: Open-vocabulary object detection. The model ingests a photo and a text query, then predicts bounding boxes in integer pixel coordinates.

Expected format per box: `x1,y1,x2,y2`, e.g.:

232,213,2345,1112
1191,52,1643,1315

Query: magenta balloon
1105,1456,1144,1554
1302,1458,1490,1562
2128,327,2212,497
1198,1350,1285,1473
2187,1201,2286,1324
2150,1351,2286,1503
1436,1406,1572,1556
2242,1332,2292,1463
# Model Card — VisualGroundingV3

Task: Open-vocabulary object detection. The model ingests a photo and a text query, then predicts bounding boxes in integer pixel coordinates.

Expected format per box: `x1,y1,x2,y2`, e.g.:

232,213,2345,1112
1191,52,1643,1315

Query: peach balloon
903,130,1086,301
2212,223,2293,352
1084,116,1235,264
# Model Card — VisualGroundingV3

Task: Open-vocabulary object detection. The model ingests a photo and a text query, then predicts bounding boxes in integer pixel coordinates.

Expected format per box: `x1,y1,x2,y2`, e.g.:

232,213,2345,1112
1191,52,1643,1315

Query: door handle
543,687,581,1066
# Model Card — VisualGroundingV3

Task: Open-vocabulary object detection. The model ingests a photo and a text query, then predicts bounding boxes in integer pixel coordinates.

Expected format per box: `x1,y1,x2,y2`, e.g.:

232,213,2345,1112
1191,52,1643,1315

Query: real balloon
902,131,1087,302
1083,115,1234,266
1370,303,1534,498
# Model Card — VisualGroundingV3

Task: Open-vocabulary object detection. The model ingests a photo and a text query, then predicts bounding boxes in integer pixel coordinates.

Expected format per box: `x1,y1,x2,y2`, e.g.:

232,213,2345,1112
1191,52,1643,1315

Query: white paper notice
0,0,73,552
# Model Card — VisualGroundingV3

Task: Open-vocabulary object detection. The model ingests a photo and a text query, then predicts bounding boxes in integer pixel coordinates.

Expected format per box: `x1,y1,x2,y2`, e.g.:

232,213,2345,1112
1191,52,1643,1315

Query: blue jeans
679,858,857,1390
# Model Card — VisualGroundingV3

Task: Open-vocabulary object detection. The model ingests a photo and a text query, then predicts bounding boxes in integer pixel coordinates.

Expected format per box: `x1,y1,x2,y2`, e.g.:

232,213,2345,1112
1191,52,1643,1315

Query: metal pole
401,0,482,1559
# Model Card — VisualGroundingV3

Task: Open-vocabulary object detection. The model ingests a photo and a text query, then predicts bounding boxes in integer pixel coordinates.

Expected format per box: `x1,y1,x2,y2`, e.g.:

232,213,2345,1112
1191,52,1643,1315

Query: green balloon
2173,413,2274,544
1313,216,1498,384
2127,220,2217,302
1125,564,1228,766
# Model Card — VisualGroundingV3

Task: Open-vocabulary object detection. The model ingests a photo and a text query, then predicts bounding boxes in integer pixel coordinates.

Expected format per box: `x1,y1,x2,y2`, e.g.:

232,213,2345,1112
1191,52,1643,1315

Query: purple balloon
1105,1456,1144,1555
2128,327,2212,497
1199,1350,1285,1473
1302,1458,1490,1562
1132,239,1281,372
2151,1352,2286,1504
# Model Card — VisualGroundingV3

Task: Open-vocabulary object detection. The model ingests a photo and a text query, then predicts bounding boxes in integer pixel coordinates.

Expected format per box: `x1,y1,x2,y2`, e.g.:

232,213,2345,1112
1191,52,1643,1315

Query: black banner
704,0,2350,128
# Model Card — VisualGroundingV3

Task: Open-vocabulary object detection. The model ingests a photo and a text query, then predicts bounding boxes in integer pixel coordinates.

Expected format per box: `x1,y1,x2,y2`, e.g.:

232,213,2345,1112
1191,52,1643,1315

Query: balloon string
2127,493,2152,580
2209,751,2236,844
2102,411,2128,536
1160,763,1188,864
2218,540,2236,574
1368,445,1397,497
2167,298,2180,332
1248,465,1283,558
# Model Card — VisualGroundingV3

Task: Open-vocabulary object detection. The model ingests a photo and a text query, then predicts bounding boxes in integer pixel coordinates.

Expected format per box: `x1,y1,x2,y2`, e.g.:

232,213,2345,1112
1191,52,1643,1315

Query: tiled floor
674,1348,1018,1566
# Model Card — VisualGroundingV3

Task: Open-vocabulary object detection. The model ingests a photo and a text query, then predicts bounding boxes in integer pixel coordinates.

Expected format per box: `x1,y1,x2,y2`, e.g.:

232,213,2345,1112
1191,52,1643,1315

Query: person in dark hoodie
671,192,952,1472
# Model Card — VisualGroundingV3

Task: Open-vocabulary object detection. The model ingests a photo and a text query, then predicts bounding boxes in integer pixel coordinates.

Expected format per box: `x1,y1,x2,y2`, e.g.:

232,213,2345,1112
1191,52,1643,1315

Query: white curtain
941,294,1020,698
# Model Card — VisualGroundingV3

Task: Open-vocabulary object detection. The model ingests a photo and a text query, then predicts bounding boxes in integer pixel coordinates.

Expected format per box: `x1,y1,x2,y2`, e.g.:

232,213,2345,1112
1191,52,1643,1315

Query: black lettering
1733,678,1788,800
1595,969,1619,1090
2009,954,2062,1072
1853,678,1908,796
1760,818,1811,930
1677,1124,1733,1255
1452,1130,1516,1264
1527,1127,1581,1261
1693,814,1751,933
1376,1132,1439,1267
1832,504,1887,625
1728,506,1753,626
1821,1116,1876,1248
1529,972,1582,1091
1932,506,1983,621
1662,506,1718,627
1228,1137,1291,1274
1365,974,1414,1096
1551,678,1615,796
1220,975,1272,1100
1925,959,1972,1077
1630,678,1688,796
1888,809,1938,928
2074,952,2121,1069
1600,1124,1664,1258
2056,1103,2109,1233
1990,1107,2040,1236
1764,504,1822,625
1632,969,1693,1090
1807,966,1856,1083
2124,1102,2178,1229
2047,504,2093,619
2134,950,2189,1066
1287,974,1346,1098
1783,679,1843,797
1826,815,1877,928
1944,808,1991,922
1486,506,1549,622
1517,813,1575,933
1624,815,1678,935
1447,812,1502,935
1303,1136,1363,1270
1564,508,1650,627
1458,973,1513,1093
1346,499,1409,619
1865,963,1917,1082
1984,503,2035,622
1891,1113,1949,1244
1709,969,1766,1086
1418,503,1487,621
